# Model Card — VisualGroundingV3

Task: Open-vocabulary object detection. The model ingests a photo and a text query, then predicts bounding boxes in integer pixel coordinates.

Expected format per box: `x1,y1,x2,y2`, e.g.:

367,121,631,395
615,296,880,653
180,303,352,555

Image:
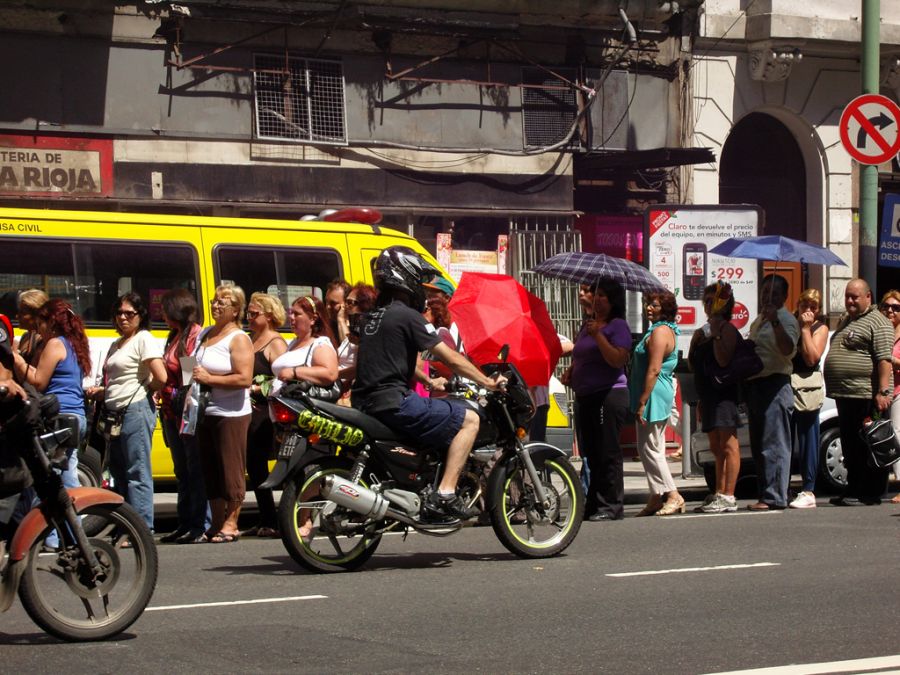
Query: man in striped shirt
823,279,893,506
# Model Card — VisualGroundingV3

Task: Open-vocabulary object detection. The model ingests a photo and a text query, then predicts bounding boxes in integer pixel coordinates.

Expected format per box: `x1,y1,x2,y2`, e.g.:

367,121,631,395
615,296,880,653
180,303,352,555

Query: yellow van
0,206,442,484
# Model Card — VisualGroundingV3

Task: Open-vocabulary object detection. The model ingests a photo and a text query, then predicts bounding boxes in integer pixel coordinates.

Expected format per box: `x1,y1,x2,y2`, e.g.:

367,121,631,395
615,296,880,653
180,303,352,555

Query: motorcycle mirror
496,344,510,362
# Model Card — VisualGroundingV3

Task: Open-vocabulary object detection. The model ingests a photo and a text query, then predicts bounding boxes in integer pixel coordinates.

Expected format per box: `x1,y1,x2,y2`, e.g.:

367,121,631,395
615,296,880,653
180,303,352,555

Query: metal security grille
253,54,347,144
509,217,581,370
521,67,579,149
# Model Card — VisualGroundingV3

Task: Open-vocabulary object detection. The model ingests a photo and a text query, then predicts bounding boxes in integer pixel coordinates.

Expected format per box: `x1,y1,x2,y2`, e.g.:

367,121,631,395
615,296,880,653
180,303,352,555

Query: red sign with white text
0,134,113,196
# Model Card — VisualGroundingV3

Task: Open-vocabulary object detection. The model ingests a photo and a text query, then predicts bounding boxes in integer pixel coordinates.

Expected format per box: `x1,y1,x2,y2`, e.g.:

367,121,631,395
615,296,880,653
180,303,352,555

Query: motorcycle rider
352,246,507,523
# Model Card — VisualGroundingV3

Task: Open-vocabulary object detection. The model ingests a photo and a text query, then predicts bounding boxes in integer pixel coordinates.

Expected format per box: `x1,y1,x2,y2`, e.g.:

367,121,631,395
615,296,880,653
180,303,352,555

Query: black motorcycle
0,385,158,641
261,361,584,573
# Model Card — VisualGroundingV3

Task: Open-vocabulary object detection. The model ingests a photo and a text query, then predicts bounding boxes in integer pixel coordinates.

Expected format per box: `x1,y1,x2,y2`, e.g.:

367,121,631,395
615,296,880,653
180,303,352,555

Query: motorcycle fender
492,442,567,470
9,487,124,562
485,442,568,503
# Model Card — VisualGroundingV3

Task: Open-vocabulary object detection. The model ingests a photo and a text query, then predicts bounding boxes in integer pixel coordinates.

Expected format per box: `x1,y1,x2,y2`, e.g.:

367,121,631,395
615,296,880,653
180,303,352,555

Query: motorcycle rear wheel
278,459,382,573
18,502,158,641
488,450,583,558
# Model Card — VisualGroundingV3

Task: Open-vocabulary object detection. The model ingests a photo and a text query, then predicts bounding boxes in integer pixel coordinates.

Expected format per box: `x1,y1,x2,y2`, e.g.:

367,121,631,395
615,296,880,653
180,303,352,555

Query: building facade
689,0,900,312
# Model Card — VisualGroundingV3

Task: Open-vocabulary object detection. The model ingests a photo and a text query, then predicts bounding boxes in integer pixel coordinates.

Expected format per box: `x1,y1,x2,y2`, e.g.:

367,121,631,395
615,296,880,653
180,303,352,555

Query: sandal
209,531,240,544
891,494,900,504
257,527,280,538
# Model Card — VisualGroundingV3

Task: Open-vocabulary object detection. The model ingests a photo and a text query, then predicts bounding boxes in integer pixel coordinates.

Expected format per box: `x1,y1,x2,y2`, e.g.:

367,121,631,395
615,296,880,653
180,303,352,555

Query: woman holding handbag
271,296,339,395
158,289,208,544
688,281,742,513
87,292,166,531
789,289,829,509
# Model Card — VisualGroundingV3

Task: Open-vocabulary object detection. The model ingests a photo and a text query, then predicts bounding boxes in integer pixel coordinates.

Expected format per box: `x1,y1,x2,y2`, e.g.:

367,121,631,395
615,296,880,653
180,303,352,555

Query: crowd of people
2,260,898,545
565,273,900,521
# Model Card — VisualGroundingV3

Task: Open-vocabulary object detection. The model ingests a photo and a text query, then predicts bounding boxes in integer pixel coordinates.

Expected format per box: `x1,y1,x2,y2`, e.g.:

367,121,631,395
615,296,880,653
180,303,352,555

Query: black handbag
705,337,764,389
860,416,900,469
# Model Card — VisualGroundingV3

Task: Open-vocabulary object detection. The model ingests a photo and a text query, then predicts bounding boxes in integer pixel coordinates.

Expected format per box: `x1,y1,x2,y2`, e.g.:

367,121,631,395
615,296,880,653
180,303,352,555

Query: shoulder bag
705,336,764,389
860,414,900,469
791,370,825,412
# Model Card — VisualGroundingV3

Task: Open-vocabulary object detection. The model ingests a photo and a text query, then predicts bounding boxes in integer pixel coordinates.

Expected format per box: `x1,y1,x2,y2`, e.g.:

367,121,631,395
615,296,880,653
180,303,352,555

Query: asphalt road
2,502,899,674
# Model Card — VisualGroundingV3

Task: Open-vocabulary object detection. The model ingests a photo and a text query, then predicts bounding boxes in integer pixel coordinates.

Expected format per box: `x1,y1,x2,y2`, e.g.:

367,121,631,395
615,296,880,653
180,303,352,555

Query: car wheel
817,426,846,493
77,447,103,488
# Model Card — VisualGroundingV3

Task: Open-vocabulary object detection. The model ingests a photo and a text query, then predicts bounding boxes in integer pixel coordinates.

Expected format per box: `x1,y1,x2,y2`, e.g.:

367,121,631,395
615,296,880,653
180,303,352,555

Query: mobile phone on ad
682,243,707,300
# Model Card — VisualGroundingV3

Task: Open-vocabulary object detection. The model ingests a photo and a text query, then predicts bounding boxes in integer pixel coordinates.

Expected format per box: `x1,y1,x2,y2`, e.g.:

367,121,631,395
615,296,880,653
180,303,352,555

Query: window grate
253,54,347,144
521,67,579,149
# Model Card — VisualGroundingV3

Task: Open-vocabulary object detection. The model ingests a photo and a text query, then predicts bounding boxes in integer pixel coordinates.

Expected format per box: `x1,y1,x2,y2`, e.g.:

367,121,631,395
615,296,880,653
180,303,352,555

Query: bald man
823,279,894,506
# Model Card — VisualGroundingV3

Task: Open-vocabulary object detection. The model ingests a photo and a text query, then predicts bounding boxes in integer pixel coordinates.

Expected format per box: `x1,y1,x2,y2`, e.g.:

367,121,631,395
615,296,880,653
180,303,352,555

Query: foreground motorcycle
0,386,157,641
262,361,583,573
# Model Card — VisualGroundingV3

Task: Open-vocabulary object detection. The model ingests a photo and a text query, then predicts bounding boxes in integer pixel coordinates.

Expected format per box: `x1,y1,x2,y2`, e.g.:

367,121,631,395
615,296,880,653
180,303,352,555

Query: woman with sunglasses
335,283,377,404
88,292,166,531
242,292,288,538
879,290,900,502
789,289,829,509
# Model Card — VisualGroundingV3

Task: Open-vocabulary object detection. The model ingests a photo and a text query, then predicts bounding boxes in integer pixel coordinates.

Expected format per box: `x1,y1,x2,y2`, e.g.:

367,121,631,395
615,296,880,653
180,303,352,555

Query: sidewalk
151,456,710,521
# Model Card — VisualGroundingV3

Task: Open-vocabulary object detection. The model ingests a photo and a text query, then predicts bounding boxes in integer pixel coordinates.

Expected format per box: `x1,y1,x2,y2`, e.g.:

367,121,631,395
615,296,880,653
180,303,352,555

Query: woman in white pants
629,291,683,516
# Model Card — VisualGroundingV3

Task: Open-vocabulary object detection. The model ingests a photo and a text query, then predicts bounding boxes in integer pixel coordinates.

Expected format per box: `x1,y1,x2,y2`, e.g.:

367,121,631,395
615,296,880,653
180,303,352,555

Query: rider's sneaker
422,492,478,523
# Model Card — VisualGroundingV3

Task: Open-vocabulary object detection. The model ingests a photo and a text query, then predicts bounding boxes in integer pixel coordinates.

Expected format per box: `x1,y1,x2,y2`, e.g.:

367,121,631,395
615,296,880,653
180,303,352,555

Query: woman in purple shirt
562,278,632,521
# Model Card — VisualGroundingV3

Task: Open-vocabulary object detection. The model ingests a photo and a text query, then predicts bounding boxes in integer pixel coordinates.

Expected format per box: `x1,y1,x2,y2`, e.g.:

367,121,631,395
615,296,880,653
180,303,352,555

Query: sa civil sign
839,94,900,165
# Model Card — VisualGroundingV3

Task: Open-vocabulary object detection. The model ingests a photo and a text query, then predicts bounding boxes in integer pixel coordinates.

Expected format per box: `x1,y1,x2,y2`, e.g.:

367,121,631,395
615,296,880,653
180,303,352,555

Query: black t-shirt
352,300,442,414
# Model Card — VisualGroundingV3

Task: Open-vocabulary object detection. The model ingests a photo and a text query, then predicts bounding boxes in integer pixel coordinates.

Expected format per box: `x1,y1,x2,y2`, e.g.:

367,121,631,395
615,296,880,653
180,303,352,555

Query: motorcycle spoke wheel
277,460,381,573
490,455,583,559
18,503,158,642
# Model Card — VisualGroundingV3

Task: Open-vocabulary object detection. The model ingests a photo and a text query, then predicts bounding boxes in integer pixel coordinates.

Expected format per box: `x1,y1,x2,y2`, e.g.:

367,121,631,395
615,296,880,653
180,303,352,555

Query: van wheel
77,447,103,488
817,427,846,493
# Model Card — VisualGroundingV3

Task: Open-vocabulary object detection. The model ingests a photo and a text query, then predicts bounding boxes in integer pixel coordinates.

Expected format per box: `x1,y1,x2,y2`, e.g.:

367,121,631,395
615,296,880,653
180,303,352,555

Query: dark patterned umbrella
531,251,667,292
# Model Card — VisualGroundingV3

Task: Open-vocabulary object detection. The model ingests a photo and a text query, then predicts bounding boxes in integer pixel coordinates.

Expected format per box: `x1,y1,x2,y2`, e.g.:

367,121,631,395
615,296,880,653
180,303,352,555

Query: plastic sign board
879,193,900,268
645,205,760,356
839,94,900,165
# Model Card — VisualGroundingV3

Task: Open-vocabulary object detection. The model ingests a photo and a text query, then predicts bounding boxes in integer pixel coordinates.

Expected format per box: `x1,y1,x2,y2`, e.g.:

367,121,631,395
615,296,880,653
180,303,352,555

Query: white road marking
146,595,327,612
674,511,784,519
702,654,900,674
606,562,780,578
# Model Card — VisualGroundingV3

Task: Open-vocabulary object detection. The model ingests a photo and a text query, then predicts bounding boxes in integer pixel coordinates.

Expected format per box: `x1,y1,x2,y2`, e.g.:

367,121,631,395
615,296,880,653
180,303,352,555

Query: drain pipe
618,0,637,44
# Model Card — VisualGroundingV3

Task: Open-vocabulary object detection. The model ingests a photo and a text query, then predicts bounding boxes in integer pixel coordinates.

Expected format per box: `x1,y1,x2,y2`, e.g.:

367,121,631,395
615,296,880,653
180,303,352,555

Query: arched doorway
720,112,808,307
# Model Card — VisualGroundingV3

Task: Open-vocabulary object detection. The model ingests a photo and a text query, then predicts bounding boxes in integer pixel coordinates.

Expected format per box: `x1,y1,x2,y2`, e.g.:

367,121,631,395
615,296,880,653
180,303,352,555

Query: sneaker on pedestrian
422,492,478,523
789,491,816,509
700,493,737,513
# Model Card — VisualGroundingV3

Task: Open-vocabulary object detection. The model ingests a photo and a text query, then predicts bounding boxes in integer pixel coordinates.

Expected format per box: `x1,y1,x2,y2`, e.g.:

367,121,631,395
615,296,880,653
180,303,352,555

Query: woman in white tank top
192,284,253,543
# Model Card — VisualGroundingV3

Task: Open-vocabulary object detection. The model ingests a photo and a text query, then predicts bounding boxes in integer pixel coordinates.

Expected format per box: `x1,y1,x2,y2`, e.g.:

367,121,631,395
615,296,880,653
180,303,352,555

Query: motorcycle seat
312,400,405,442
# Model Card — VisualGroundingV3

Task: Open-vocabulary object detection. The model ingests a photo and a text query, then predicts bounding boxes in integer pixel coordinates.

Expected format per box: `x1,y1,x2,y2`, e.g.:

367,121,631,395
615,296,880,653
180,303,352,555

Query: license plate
278,435,300,460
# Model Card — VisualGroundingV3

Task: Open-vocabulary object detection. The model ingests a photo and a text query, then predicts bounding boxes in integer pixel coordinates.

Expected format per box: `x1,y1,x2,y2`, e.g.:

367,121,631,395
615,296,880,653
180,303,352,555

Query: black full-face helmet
374,246,440,312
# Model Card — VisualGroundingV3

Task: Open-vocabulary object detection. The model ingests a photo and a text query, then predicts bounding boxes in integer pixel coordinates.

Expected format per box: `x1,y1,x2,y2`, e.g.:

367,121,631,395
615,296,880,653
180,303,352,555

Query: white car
690,397,846,495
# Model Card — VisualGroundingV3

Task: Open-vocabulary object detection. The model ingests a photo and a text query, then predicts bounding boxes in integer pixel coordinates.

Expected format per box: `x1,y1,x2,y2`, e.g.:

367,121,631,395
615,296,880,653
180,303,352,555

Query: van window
216,246,341,312
0,238,198,326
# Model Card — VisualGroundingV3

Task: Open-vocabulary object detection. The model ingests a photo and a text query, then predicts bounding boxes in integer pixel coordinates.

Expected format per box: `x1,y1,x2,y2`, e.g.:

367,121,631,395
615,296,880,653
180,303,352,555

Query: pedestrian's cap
423,276,455,297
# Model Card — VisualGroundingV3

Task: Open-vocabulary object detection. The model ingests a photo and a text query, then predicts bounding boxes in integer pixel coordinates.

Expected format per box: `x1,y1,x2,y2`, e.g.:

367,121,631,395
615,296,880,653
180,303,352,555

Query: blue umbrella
709,235,847,266
531,251,666,292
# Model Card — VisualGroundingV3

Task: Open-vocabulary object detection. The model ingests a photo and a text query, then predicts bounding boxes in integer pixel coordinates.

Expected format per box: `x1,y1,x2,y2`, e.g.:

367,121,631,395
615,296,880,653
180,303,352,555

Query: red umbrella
448,272,562,387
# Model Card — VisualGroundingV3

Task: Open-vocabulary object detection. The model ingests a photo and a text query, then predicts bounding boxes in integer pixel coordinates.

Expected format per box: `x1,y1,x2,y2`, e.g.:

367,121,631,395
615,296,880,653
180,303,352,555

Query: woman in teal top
629,291,683,517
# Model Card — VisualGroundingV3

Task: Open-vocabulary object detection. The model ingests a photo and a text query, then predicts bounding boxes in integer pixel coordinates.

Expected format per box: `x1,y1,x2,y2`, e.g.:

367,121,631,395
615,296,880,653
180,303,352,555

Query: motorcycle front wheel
278,458,382,573
488,449,584,558
18,502,158,641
